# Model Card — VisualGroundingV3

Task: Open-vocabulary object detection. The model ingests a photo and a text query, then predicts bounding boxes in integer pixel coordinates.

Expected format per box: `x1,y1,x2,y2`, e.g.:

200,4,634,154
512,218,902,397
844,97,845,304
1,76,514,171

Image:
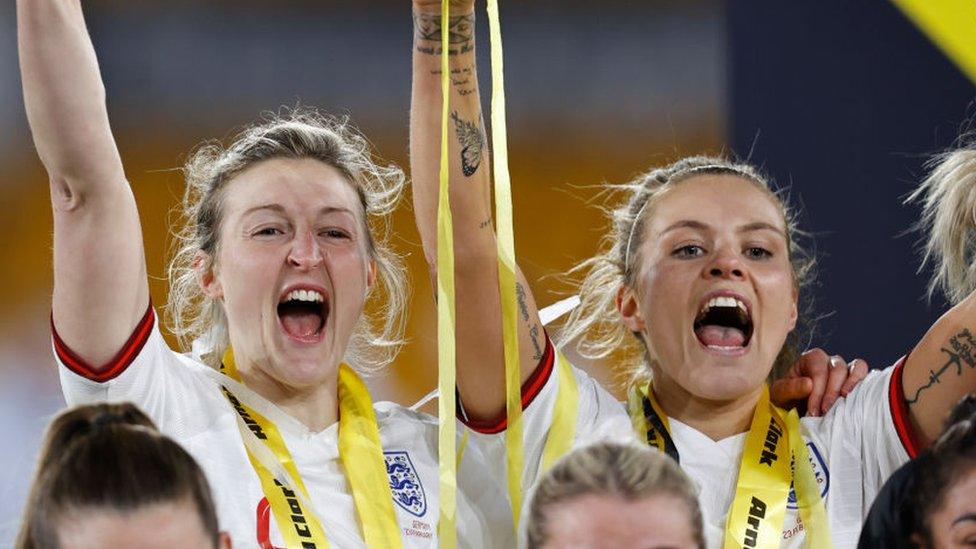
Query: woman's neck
237,362,339,432
650,372,764,442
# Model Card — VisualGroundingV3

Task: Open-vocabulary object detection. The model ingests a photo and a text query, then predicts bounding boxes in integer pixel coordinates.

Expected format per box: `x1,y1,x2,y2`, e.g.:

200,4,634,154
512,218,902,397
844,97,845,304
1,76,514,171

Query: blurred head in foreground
910,394,976,548
16,402,230,549
527,442,704,549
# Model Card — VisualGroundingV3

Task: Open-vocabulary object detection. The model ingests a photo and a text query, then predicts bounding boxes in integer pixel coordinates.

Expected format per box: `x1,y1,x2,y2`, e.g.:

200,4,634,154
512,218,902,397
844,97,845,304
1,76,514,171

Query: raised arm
410,0,546,420
902,146,976,445
18,0,149,367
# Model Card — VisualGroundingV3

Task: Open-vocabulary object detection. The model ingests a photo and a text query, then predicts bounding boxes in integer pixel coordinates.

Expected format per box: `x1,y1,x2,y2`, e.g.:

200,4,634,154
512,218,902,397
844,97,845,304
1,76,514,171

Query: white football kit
54,307,514,549
466,340,919,549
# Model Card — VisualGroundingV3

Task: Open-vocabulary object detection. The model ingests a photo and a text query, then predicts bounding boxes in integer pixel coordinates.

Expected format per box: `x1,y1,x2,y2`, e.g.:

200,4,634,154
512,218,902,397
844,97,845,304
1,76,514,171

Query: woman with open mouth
18,1,513,546
407,1,976,546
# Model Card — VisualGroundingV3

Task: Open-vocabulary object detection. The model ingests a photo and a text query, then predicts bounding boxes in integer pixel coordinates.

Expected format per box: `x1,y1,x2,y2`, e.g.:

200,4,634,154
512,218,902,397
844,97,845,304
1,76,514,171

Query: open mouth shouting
693,292,754,354
277,285,330,344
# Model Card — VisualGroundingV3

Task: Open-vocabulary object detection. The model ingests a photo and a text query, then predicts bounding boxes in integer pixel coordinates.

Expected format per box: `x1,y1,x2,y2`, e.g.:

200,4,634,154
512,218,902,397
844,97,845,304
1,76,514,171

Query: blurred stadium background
0,1,971,543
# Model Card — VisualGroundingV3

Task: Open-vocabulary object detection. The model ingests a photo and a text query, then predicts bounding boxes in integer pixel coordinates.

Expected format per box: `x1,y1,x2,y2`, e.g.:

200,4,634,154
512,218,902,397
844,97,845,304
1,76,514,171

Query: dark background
729,1,974,367
0,1,973,539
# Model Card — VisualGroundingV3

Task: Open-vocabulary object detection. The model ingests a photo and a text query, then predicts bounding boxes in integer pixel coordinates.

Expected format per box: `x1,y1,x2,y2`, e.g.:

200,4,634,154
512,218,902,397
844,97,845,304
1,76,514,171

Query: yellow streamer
436,0,458,545
539,352,580,473
484,0,526,532
893,0,976,85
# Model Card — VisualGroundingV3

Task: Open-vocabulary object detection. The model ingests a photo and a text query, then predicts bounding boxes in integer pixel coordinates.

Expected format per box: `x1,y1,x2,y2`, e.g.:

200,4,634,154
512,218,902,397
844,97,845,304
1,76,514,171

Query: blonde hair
559,155,814,382
166,107,408,374
526,442,705,549
907,140,976,305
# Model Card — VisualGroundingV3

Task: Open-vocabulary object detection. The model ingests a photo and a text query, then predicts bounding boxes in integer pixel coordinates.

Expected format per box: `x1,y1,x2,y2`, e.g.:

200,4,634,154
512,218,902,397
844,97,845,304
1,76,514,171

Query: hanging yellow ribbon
630,383,831,547
436,0,459,545
539,352,580,473
220,348,402,548
484,0,528,532
892,0,976,85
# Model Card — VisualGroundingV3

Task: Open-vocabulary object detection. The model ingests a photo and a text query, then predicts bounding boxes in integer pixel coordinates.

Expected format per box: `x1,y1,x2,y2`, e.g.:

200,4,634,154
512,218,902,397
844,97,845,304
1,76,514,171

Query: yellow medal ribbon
436,0,459,545
220,348,402,548
628,383,830,548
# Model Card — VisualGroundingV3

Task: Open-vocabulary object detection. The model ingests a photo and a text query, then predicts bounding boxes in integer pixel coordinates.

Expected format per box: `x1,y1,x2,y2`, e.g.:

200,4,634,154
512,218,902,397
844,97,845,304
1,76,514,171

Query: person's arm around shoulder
18,0,149,369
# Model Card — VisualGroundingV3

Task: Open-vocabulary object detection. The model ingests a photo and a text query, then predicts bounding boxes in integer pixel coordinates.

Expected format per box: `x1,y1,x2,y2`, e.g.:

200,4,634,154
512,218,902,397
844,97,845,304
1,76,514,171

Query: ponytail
16,403,220,549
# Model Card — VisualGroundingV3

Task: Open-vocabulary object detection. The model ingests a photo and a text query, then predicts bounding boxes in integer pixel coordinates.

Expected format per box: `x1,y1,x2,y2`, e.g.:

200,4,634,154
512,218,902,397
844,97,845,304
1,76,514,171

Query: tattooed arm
410,1,548,420
902,298,976,445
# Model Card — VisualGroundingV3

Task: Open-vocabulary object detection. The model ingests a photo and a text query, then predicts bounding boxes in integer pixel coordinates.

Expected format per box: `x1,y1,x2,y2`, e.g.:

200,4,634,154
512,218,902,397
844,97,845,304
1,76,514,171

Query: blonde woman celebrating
407,1,969,546
18,1,511,546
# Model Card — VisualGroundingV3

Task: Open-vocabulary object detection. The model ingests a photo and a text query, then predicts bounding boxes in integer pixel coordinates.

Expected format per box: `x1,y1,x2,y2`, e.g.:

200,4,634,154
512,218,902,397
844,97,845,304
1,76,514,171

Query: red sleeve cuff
52,304,155,383
459,336,556,434
888,355,923,459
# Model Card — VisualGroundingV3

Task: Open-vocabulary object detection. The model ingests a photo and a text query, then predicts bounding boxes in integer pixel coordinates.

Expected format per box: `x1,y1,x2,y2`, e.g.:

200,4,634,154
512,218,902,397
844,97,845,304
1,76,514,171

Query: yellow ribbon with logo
436,0,459,545
629,383,830,548
220,348,402,548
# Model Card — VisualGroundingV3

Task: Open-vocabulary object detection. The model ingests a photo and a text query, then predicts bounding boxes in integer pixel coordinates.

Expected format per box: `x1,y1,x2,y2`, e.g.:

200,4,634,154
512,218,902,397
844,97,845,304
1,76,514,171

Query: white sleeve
820,356,919,504
462,338,634,492
54,305,216,438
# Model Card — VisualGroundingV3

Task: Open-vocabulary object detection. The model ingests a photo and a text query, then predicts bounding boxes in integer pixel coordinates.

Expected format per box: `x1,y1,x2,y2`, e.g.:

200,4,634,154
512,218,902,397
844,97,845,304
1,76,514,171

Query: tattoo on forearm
429,65,476,96
907,328,976,406
450,111,485,176
529,324,543,361
516,282,544,360
479,217,493,229
414,12,474,56
516,283,530,321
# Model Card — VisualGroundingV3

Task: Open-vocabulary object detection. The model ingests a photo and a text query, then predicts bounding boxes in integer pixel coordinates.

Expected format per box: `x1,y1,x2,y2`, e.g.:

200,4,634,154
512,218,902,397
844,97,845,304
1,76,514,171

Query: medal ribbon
629,383,830,547
220,348,402,548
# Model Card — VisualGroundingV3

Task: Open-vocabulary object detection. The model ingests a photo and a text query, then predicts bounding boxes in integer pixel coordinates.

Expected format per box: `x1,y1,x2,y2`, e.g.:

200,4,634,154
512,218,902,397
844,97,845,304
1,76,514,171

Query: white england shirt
54,307,514,549
466,341,919,549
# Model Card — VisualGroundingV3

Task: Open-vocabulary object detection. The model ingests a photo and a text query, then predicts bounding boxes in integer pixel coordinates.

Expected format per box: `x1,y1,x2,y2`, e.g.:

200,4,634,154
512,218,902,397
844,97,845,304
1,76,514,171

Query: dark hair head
16,403,220,549
909,394,976,546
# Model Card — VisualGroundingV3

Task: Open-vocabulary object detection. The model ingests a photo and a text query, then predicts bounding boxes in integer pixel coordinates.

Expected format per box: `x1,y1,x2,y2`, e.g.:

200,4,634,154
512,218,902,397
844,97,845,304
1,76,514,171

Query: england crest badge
787,442,830,510
385,451,427,517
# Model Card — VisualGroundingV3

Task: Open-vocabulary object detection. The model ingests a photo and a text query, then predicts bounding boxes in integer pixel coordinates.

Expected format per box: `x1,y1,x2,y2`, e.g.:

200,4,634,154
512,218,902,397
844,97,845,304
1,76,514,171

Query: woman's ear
195,251,222,300
218,531,233,549
617,284,645,333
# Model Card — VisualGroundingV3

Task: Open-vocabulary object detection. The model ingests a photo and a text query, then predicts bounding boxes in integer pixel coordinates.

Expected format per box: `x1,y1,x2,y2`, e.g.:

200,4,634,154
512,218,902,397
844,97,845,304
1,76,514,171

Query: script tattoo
429,65,476,96
906,328,976,406
478,217,492,229
450,111,485,176
516,282,544,361
414,12,474,56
